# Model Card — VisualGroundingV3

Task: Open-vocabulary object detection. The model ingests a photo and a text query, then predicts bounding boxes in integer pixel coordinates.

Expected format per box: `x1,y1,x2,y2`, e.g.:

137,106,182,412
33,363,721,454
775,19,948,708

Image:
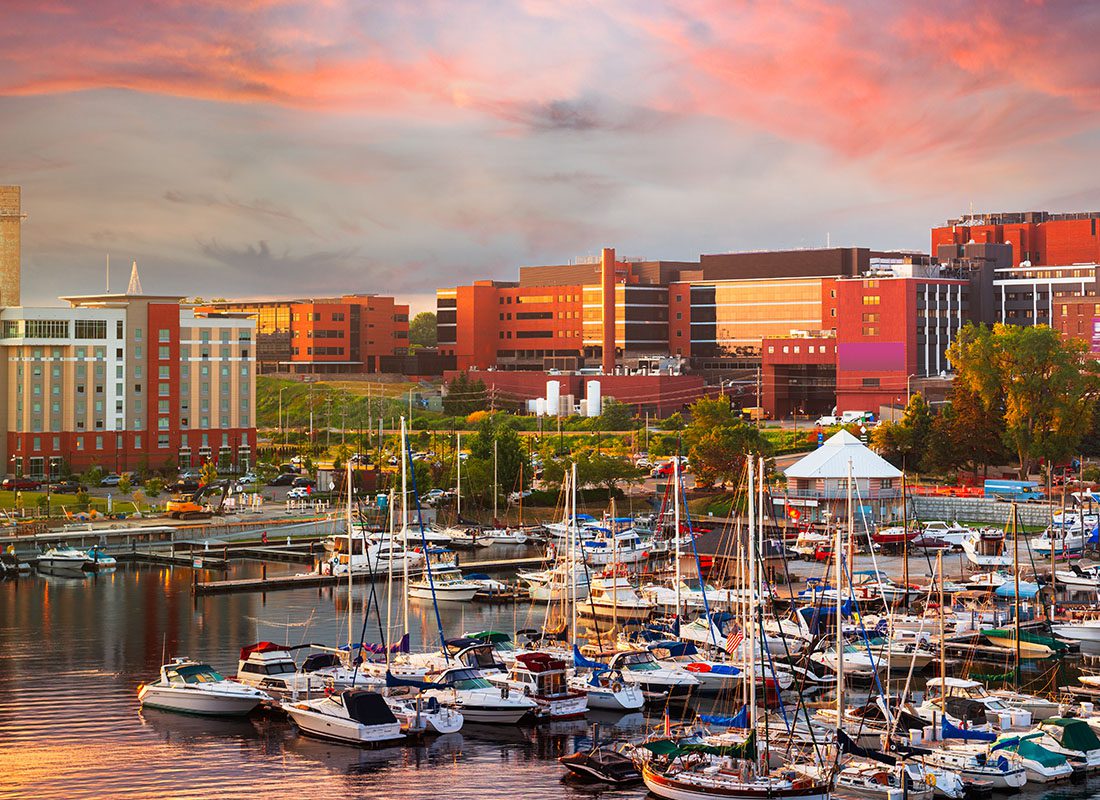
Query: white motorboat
1033,520,1095,557
138,658,270,716
85,545,117,570
834,759,933,800
519,562,590,601
918,678,1031,729
485,652,587,720
580,531,648,566
605,649,698,702
568,669,644,711
991,733,1074,782
580,576,653,620
1053,619,1100,642
235,642,336,697
911,521,974,550
328,542,426,576
1055,564,1100,591
1035,718,1100,770
422,666,539,724
408,566,480,602
283,688,406,746
378,525,453,548
385,694,464,735
445,527,494,548
989,690,1062,721
960,533,1013,567
37,545,95,571
483,528,528,545
911,743,1028,791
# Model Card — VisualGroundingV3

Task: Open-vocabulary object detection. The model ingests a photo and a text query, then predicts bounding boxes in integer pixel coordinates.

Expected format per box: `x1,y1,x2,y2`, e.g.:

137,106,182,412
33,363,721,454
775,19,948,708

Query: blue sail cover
700,706,750,728
942,717,996,742
574,645,609,670
648,641,697,658
384,670,440,691
342,633,410,655
994,581,1039,599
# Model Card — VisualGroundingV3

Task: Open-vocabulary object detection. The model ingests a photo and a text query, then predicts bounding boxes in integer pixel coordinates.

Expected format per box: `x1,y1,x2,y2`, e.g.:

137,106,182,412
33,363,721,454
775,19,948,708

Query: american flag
725,624,744,654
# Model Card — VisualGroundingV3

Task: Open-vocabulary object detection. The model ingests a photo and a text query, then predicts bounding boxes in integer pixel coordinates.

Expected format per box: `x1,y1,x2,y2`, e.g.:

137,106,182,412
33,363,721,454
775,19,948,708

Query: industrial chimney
0,186,21,307
600,247,616,374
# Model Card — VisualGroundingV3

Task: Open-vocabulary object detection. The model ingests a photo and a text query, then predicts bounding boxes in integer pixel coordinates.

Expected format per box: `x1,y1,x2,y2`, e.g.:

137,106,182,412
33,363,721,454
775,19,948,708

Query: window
862,313,879,323
861,378,880,387
159,383,169,397
159,329,170,342
159,346,170,359
24,320,69,338
159,366,170,379
95,436,103,450
134,328,142,341
862,326,878,336
158,434,170,448
158,418,169,430
862,296,880,305
135,435,142,449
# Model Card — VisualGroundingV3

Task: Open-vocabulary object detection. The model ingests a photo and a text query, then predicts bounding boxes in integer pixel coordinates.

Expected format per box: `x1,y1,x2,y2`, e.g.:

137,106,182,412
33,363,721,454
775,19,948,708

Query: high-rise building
0,185,21,307
198,295,409,374
932,211,1100,268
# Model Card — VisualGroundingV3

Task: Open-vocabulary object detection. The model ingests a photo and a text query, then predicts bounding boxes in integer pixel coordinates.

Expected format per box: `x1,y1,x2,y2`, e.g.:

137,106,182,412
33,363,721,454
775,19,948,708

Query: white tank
585,380,601,417
546,380,560,417
535,398,546,416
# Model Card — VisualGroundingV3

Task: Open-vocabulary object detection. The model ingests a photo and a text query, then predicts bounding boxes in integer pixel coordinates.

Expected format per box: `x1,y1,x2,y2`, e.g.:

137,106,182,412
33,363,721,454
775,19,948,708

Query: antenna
106,254,110,293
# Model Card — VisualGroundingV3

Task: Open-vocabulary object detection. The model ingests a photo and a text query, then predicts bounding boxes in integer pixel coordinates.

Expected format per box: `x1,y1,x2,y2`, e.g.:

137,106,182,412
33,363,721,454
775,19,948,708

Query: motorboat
328,541,426,576
567,669,644,711
918,678,1031,729
445,527,494,548
580,576,654,620
791,527,831,558
36,545,96,571
872,523,919,546
991,733,1074,782
640,579,749,612
408,566,480,602
1032,519,1096,557
605,649,698,702
1034,718,1100,770
485,652,587,720
85,545,117,570
988,690,1061,721
640,746,831,800
519,562,590,601
960,532,1013,568
979,627,1063,657
138,657,270,716
421,666,539,724
559,744,641,785
482,527,528,545
235,642,338,697
1054,564,1100,592
1,550,30,576
378,525,453,548
911,521,974,550
384,693,464,735
282,688,406,746
1052,619,1100,642
580,531,648,566
910,743,1028,791
834,759,933,800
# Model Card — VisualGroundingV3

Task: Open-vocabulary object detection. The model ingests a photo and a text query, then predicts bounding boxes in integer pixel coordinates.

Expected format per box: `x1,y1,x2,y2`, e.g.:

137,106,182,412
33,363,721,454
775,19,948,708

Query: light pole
906,373,918,406
278,386,288,449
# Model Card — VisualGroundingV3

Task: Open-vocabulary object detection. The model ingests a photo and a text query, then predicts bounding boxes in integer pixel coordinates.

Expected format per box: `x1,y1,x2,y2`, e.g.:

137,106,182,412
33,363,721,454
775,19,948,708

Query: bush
144,477,165,497
74,488,90,511
1083,465,1100,483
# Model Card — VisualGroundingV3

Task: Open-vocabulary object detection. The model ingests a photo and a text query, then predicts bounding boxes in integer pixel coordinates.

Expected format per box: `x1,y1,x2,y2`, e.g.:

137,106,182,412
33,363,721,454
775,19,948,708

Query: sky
3,0,1100,314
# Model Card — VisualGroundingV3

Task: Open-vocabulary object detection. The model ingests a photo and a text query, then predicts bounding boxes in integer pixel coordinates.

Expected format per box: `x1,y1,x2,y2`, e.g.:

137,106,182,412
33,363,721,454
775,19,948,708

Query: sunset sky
3,0,1099,311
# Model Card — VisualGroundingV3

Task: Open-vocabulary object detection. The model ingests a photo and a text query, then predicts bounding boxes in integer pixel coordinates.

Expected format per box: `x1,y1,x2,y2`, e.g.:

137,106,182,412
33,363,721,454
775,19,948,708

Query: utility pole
756,366,762,428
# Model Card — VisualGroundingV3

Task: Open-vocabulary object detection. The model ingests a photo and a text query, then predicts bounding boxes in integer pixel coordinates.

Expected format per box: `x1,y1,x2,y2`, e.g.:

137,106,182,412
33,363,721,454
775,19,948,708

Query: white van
840,410,872,424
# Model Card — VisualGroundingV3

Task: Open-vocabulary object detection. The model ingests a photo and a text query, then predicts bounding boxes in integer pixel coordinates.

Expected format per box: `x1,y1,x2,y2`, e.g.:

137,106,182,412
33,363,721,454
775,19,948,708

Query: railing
781,488,902,500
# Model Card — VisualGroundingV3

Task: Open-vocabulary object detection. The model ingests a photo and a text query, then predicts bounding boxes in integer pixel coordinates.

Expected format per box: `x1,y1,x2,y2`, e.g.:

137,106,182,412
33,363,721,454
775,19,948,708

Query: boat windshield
169,665,225,684
446,669,493,690
620,652,659,671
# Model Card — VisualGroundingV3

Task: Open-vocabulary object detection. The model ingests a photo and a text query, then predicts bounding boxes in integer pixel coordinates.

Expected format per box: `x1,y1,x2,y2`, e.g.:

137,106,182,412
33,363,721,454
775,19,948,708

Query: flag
725,624,744,654
664,708,671,736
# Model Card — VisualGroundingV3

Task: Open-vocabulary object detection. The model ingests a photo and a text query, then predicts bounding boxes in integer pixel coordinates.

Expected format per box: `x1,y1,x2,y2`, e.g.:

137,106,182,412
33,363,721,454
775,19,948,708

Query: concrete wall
912,495,1054,526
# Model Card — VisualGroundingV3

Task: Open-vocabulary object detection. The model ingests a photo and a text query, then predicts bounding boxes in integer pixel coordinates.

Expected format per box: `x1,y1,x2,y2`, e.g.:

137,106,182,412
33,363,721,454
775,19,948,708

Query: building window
158,435,170,449
95,436,103,450
861,378,880,387
159,329,170,342
862,326,878,336
862,296,880,305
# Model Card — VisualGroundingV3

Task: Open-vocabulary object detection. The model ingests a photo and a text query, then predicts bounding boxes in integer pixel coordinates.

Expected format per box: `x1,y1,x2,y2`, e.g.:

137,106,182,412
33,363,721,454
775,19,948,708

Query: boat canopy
993,735,1067,767
1044,718,1100,752
342,689,399,726
384,671,438,691
466,630,511,643
239,641,287,660
301,653,341,671
699,706,749,728
573,645,609,671
941,717,996,742
646,641,698,658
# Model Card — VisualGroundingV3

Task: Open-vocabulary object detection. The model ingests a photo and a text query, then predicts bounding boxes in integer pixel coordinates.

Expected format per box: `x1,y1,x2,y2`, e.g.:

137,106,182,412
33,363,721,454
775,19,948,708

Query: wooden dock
123,550,230,569
192,555,548,596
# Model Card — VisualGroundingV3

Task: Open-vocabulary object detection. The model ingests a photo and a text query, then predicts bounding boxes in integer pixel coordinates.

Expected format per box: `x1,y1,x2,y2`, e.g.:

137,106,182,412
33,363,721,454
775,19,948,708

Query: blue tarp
995,581,1040,599
700,706,750,728
574,645,609,670
646,641,698,658
942,717,996,742
341,633,410,655
706,663,742,676
385,670,439,691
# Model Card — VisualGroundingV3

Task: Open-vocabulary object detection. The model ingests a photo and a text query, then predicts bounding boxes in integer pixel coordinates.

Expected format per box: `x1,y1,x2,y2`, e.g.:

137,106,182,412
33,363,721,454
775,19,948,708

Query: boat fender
500,686,509,699
611,682,622,693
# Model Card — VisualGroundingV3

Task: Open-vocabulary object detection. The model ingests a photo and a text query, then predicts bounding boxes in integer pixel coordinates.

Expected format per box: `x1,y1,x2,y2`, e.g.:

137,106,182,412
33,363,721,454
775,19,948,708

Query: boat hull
642,765,830,800
283,703,405,746
138,685,264,716
408,585,478,602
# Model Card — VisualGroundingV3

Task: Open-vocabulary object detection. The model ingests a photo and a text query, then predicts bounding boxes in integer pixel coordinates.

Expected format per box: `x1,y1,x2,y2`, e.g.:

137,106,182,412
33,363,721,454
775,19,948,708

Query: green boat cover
642,732,756,760
994,734,1067,768
980,629,1069,652
1044,718,1100,752
467,631,511,643
642,740,682,756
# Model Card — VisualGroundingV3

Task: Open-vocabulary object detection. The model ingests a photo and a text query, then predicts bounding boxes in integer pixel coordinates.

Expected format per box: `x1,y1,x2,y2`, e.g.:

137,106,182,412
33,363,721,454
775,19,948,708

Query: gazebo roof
784,430,901,480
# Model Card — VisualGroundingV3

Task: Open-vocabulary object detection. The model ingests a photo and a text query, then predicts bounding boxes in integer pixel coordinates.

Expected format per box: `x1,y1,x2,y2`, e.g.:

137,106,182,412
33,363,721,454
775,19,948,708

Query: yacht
37,545,96,571
421,666,538,724
138,657,270,716
580,576,653,620
235,642,341,698
605,649,698,702
485,652,587,720
1033,517,1096,557
911,743,1028,791
918,678,1031,729
1052,618,1100,642
408,566,480,602
580,531,648,566
834,760,933,800
991,733,1074,782
328,541,425,576
567,669,644,711
384,693,464,735
483,527,528,545
282,688,406,745
85,545,117,569
518,562,590,601
1034,718,1100,770
911,521,974,550
1054,564,1100,592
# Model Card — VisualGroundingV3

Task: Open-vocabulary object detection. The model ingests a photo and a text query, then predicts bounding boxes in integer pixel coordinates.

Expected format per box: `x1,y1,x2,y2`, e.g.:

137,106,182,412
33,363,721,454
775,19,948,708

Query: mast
1054,465,1062,622
493,438,499,523
611,495,619,631
901,470,909,607
836,460,850,728
456,432,461,518
937,548,946,721
401,416,409,638
347,460,354,650
519,460,524,527
674,456,682,614
570,462,578,644
385,487,395,667
747,455,757,724
1012,501,1021,690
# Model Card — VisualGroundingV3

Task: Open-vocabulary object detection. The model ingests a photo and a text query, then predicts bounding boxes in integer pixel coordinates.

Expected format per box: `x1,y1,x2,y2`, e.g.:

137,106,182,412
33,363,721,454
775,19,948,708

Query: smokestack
601,247,616,374
0,186,21,307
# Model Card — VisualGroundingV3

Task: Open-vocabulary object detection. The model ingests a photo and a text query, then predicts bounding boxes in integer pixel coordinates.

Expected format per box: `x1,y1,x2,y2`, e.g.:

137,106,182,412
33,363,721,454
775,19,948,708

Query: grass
0,490,156,517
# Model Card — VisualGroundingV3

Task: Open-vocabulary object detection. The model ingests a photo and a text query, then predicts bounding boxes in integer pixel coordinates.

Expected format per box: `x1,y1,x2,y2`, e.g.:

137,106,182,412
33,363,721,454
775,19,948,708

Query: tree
144,477,165,497
661,412,685,431
869,393,933,470
923,383,1007,475
577,452,643,495
467,413,525,503
199,461,218,486
683,397,771,487
409,312,438,349
117,474,132,495
948,323,1098,475
596,399,636,431
442,372,489,416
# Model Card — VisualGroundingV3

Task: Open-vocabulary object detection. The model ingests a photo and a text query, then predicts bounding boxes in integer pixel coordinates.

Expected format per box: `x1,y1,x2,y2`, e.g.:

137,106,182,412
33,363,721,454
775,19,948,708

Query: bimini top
785,430,901,481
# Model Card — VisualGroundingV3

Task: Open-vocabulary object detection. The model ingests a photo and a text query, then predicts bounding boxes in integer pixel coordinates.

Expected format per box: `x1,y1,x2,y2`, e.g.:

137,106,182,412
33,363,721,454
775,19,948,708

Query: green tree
661,412,685,431
467,413,525,501
576,452,643,495
442,373,489,417
948,323,1097,475
199,461,219,486
117,474,132,494
143,477,165,497
596,399,636,431
408,311,438,349
683,397,770,487
922,383,1007,475
82,466,105,486
869,393,933,470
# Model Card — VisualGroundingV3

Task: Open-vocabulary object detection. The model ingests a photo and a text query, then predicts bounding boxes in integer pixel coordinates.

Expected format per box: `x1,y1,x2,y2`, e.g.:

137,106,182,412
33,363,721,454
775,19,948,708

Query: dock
192,555,548,596
123,550,231,569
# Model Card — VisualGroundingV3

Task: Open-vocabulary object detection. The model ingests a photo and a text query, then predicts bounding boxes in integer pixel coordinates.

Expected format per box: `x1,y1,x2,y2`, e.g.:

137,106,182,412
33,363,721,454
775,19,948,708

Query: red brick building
932,212,1100,268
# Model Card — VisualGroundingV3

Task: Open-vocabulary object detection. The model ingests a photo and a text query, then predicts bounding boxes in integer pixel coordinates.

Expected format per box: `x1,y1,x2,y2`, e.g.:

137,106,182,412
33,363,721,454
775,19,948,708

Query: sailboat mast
385,487,395,667
901,470,909,606
347,461,354,650
571,462,578,644
837,460,850,727
674,457,682,614
937,548,945,719
747,455,757,723
1012,501,1021,689
401,416,410,638
456,432,462,517
493,439,499,522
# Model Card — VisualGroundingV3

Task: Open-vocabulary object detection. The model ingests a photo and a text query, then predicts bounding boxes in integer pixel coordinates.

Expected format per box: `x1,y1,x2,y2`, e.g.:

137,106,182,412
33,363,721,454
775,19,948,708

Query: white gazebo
782,430,902,524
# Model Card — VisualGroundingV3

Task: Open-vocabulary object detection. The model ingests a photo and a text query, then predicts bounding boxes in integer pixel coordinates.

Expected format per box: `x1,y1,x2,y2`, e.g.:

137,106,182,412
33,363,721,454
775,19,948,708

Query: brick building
932,211,1100,268
199,295,409,374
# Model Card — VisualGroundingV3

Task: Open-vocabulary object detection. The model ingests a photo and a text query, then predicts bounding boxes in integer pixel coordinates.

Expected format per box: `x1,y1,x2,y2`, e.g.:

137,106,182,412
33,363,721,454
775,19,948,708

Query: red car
1,477,41,491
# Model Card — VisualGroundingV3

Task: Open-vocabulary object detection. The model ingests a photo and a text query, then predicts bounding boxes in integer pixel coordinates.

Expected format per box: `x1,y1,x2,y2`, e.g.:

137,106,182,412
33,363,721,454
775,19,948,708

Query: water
0,561,644,800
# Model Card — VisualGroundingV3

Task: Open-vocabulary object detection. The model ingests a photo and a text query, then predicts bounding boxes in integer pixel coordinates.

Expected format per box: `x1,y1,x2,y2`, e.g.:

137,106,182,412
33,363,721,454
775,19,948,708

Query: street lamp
906,373,919,405
278,386,289,448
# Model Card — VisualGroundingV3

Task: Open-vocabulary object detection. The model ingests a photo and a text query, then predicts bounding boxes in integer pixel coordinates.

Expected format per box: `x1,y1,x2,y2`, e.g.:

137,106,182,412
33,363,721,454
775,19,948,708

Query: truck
983,479,1044,502
840,410,874,425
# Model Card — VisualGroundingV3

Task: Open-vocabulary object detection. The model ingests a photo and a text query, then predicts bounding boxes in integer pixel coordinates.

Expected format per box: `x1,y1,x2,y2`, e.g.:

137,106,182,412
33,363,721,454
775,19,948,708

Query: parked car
291,477,317,489
1,476,41,491
508,489,534,504
171,478,201,493
48,480,85,494
651,462,674,478
237,473,258,485
100,473,122,487
267,473,298,487
286,486,312,500
278,463,302,475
